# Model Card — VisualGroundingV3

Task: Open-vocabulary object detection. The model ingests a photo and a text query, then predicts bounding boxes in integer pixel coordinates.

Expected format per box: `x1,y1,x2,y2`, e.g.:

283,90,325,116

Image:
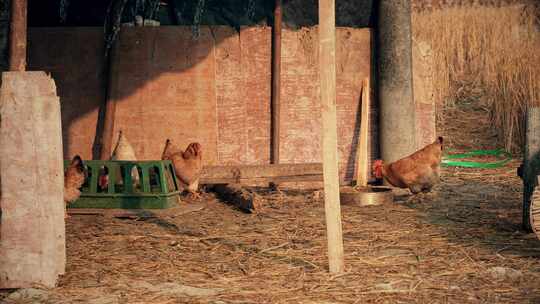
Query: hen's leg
186,190,201,199
421,184,433,193
409,184,422,195
185,181,201,200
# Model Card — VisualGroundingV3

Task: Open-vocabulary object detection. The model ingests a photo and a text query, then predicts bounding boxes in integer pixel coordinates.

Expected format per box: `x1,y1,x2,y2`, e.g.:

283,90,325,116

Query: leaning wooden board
355,78,370,187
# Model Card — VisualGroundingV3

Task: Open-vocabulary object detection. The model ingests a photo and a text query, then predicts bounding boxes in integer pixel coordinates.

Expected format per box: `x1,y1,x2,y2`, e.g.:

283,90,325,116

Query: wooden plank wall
111,27,219,165
27,27,106,159
27,26,375,182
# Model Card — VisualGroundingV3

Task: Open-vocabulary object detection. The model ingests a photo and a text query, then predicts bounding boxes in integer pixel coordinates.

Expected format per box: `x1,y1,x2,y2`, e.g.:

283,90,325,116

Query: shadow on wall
4,0,375,171
26,26,270,163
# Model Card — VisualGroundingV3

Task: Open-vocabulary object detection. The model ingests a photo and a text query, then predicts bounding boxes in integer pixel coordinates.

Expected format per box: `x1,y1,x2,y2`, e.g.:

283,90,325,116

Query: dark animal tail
72,155,82,164
71,155,84,171
162,139,172,160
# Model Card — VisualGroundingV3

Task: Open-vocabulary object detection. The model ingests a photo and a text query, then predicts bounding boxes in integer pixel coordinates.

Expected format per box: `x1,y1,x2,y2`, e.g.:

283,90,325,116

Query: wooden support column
270,0,282,188
319,0,345,274
8,0,27,71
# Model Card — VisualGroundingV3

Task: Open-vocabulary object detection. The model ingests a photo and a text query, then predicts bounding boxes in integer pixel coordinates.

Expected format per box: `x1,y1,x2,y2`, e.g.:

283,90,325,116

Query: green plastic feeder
63,160,181,209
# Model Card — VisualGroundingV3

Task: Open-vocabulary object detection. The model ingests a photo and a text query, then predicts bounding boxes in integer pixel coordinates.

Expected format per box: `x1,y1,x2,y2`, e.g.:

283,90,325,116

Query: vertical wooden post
355,78,370,187
8,0,27,71
319,0,345,274
99,41,119,160
270,0,282,188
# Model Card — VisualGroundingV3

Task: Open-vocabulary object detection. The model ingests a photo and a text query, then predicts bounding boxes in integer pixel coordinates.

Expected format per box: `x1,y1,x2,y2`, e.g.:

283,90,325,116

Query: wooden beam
271,0,282,166
213,184,263,213
8,0,27,71
200,163,323,185
355,78,370,187
270,0,282,190
319,0,345,273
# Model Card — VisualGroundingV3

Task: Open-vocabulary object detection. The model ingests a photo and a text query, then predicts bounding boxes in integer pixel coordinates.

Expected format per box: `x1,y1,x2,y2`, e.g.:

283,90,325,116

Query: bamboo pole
319,0,345,274
8,0,27,71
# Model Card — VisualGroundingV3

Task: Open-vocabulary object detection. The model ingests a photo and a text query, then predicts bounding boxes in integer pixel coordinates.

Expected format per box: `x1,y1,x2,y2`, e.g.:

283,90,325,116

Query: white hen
110,130,140,189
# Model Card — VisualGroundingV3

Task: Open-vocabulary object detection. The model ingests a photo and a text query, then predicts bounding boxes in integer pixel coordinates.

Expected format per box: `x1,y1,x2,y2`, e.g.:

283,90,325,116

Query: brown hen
64,155,85,218
373,137,443,194
162,140,203,199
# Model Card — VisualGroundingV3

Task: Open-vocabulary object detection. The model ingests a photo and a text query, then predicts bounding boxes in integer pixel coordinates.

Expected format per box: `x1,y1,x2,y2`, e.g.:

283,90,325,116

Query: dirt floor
2,158,540,304
3,103,540,304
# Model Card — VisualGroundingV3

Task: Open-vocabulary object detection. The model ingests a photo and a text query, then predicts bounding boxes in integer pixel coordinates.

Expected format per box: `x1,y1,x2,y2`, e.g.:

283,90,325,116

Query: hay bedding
2,160,540,304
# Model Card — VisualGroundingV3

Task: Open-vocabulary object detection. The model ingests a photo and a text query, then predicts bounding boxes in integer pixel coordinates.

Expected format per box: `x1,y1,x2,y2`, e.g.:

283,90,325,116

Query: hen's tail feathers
71,155,82,165
71,155,84,172
162,139,172,160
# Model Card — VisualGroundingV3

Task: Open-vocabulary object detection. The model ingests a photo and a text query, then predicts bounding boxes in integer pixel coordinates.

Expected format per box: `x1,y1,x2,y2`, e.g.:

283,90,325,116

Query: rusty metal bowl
340,185,394,206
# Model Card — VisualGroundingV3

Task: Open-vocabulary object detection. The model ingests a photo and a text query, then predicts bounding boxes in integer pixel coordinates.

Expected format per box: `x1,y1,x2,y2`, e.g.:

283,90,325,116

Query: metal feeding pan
340,185,394,206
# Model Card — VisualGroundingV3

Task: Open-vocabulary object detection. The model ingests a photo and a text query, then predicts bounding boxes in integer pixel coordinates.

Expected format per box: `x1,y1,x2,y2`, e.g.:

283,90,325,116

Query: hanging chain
59,0,70,24
246,0,256,21
192,0,205,39
134,0,141,14
146,0,161,20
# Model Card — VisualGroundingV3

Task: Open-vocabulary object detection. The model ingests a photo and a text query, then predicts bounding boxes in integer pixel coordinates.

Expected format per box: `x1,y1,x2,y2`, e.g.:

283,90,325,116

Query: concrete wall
27,26,375,182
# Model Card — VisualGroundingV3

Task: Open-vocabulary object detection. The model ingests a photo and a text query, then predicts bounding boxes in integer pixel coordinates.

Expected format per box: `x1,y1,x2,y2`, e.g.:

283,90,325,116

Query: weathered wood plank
8,0,27,71
319,0,345,274
355,78,370,187
200,163,323,185
213,184,262,213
